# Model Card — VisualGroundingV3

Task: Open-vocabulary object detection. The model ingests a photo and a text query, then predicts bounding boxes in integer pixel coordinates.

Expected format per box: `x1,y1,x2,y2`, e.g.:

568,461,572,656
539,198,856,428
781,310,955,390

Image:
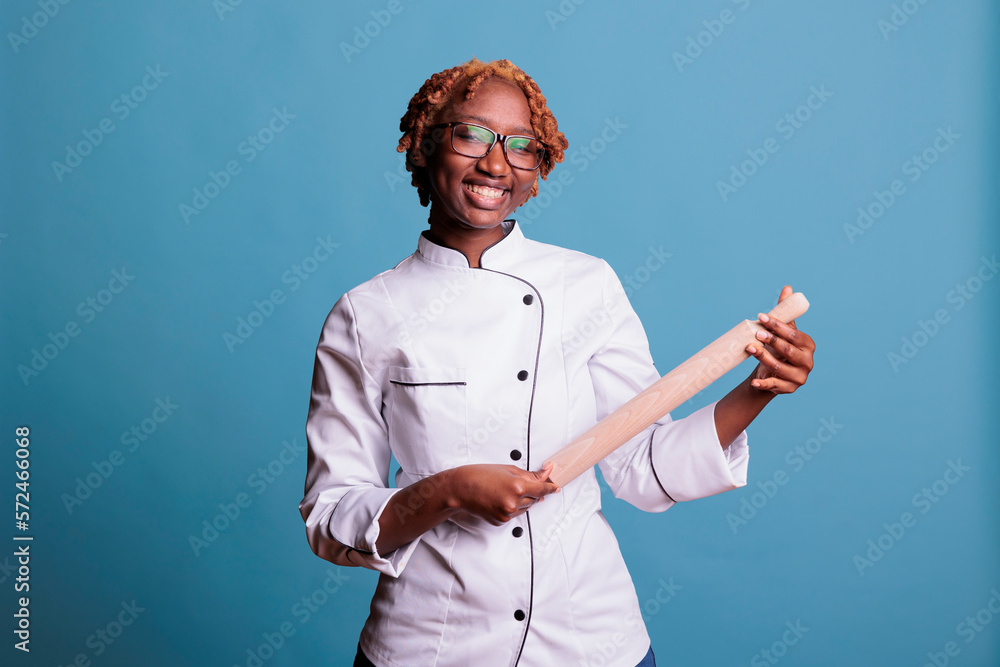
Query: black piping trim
420,230,474,268
343,543,374,556
423,218,540,664
477,219,516,266
419,218,518,269
475,261,542,667
388,380,467,387
328,502,377,555
513,512,536,666
474,268,543,472
647,434,677,504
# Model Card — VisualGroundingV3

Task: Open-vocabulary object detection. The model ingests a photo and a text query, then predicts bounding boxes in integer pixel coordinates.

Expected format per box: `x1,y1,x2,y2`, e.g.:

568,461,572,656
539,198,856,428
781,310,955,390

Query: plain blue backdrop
2,1,998,665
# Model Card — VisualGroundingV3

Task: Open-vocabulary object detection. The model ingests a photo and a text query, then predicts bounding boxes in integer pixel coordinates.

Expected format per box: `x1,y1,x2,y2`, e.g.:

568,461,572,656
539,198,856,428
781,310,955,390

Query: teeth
465,183,505,199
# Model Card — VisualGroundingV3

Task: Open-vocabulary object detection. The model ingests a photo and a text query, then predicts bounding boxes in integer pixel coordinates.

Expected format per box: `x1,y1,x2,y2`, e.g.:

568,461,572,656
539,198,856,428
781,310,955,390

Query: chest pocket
386,366,468,476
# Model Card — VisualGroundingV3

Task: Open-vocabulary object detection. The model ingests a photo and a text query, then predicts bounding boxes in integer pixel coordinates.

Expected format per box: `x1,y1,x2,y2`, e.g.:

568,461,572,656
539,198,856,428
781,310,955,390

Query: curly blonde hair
397,58,568,207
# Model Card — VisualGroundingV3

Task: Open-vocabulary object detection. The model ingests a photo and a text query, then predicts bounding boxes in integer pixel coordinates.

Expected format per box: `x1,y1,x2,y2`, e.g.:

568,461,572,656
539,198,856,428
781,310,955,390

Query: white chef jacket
299,220,749,667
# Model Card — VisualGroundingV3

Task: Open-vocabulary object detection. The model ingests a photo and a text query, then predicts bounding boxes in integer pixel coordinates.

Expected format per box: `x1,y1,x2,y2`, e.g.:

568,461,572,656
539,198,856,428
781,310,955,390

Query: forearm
376,463,559,555
714,371,775,449
376,469,460,556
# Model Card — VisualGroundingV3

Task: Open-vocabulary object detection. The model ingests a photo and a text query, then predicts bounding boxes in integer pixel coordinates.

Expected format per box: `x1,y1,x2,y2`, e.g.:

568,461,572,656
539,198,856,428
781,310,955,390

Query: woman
299,57,815,667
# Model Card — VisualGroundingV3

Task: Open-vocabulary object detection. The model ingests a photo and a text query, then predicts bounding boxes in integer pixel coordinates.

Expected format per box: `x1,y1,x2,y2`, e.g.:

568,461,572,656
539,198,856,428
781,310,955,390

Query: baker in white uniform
299,57,816,667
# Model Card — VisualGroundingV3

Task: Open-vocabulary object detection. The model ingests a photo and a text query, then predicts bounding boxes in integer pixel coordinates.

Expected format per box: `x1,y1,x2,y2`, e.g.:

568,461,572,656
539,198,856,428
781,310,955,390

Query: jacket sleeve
298,293,421,577
589,261,749,512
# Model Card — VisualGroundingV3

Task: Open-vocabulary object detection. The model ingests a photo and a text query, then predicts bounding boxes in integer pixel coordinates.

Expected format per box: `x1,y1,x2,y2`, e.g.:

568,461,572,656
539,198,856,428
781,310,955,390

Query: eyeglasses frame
429,121,547,171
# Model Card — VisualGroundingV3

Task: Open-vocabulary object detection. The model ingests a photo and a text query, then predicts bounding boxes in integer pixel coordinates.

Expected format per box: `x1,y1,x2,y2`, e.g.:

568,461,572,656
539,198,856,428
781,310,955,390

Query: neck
426,218,507,268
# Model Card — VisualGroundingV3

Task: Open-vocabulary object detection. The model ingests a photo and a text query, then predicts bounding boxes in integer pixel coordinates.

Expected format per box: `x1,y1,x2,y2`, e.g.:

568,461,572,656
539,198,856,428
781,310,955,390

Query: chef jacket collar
417,219,524,269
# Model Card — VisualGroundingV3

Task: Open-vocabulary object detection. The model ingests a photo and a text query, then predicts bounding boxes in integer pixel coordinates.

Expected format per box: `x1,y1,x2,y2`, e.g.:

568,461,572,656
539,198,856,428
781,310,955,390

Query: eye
454,124,493,145
507,137,539,155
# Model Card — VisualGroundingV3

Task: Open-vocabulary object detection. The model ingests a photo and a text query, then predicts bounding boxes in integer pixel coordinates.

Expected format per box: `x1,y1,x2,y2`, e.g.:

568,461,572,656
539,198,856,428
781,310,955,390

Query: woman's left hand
746,285,816,394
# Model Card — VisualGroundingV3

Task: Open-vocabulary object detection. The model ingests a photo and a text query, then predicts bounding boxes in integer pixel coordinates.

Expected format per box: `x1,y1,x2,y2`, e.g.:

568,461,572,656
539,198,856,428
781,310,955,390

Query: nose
477,140,511,177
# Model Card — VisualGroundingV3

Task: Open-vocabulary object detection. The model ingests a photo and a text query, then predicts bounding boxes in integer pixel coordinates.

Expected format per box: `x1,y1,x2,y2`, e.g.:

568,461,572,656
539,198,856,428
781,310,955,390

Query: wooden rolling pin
545,292,810,487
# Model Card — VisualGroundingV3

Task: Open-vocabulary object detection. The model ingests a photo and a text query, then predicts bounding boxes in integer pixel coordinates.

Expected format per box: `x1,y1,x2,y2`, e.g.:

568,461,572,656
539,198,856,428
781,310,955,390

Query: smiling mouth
464,182,507,199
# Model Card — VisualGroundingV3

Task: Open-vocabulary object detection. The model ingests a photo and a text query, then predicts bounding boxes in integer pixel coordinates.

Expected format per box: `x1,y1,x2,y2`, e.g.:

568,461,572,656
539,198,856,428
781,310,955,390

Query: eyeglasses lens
451,123,544,170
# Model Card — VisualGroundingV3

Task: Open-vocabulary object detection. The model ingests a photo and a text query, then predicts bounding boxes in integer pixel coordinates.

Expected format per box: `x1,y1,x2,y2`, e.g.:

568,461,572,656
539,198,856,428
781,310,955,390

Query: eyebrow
460,115,534,136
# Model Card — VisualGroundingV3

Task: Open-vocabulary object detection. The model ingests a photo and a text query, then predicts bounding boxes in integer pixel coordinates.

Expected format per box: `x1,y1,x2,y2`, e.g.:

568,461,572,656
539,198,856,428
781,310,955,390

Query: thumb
776,285,798,329
534,461,554,481
534,462,561,493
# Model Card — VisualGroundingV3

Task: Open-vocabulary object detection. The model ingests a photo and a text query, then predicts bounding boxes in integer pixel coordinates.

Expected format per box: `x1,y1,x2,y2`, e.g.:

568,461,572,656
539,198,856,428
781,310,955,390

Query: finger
525,480,560,498
746,344,808,386
775,285,796,328
753,328,813,370
758,313,809,346
534,462,561,491
750,375,801,394
753,344,808,385
534,462,554,480
767,285,799,330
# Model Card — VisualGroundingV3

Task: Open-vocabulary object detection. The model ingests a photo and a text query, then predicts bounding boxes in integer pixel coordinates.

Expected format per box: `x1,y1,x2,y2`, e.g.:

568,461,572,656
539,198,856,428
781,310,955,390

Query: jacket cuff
334,486,422,578
650,400,749,502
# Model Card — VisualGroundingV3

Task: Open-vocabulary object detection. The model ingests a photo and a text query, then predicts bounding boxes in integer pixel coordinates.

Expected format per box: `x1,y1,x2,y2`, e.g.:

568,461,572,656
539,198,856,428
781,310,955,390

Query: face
421,77,539,236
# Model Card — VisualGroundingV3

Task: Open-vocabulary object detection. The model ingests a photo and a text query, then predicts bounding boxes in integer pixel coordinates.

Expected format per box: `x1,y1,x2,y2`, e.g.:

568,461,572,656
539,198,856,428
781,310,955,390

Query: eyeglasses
431,122,546,171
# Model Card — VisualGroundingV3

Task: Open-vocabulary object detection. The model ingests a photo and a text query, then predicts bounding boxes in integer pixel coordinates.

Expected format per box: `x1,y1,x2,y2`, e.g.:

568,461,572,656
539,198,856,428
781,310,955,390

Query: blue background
2,1,998,665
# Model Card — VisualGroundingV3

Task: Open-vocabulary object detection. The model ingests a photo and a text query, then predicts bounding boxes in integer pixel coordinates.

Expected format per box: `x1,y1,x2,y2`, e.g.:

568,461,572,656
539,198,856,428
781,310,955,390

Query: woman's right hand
446,462,560,526
377,462,560,555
